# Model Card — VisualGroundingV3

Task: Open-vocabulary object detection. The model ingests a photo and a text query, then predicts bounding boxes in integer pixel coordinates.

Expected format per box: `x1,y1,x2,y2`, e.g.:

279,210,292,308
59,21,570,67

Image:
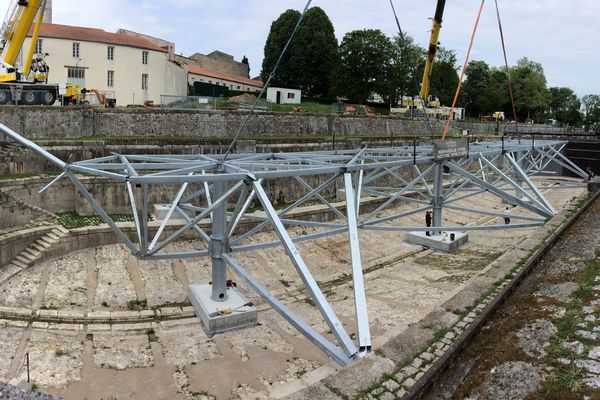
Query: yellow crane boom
419,0,446,103
0,0,57,105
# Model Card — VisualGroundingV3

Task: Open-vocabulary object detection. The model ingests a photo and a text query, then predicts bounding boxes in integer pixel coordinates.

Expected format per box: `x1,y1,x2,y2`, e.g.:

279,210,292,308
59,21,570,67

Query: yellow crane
392,0,447,116
0,0,57,105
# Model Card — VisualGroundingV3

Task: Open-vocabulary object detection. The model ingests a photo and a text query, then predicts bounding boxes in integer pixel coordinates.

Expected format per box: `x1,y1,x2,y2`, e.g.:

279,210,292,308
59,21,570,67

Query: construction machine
391,0,449,117
0,0,57,105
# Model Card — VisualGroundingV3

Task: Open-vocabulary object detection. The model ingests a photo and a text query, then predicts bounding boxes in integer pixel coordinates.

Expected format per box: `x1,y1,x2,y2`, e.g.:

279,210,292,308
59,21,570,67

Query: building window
142,73,148,90
107,70,114,87
237,85,241,90
72,42,80,58
142,51,148,65
107,46,114,60
35,39,43,54
67,67,85,79
287,92,296,99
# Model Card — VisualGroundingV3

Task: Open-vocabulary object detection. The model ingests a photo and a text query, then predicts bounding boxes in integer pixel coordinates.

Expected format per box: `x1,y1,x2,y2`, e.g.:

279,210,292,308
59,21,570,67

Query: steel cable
224,0,313,160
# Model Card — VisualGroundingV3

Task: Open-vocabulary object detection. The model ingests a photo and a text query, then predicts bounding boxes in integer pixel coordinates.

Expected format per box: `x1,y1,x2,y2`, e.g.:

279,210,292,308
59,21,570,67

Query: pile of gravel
0,383,62,400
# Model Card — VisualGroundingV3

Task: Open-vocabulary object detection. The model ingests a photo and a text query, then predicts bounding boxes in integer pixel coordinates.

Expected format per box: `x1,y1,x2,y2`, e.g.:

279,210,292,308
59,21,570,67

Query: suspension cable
223,0,313,161
494,0,519,140
388,0,436,142
441,0,485,141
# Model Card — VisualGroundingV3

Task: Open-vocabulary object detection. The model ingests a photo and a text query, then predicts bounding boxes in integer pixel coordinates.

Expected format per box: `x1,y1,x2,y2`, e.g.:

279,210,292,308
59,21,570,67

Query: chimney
42,0,52,24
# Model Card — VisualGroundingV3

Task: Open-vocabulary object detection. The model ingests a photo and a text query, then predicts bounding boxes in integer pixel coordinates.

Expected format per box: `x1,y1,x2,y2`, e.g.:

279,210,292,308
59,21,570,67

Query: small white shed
266,87,301,104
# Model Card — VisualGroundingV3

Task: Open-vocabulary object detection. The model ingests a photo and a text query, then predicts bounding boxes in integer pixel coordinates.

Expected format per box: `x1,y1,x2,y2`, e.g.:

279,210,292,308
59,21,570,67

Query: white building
266,87,301,105
187,65,263,92
23,23,187,105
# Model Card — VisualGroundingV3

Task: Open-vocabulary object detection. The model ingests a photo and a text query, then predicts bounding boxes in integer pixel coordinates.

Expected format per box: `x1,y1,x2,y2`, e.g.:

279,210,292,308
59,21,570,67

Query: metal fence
160,95,270,111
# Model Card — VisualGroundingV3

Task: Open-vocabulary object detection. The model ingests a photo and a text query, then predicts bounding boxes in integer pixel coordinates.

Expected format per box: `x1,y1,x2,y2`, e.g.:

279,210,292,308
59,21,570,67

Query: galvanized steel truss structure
0,123,588,366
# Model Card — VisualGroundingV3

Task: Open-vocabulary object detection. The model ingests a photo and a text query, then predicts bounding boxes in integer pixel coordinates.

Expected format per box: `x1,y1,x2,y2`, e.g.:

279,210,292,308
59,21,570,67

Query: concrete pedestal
406,231,468,253
188,283,257,336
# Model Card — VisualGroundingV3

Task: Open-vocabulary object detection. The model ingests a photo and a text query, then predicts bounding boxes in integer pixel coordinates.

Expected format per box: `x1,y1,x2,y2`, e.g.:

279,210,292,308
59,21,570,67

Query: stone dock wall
0,106,567,141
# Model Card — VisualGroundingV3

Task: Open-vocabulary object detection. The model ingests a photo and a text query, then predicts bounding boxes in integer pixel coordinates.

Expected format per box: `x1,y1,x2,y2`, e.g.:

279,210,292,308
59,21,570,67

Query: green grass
269,101,333,113
0,172,59,180
546,365,584,395
57,211,148,229
545,250,600,396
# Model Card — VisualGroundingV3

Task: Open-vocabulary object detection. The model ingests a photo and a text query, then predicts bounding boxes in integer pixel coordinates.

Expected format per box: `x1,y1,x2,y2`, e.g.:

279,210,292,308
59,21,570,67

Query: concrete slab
188,284,258,336
406,231,468,252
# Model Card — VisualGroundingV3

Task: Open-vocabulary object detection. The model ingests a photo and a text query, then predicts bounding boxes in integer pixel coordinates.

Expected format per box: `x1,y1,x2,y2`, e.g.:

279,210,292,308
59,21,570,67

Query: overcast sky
2,0,598,97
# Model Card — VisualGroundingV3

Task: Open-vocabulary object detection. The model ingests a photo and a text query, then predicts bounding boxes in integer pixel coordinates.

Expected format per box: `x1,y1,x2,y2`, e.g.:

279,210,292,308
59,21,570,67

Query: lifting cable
389,0,436,141
223,0,313,161
441,0,486,141
494,0,520,140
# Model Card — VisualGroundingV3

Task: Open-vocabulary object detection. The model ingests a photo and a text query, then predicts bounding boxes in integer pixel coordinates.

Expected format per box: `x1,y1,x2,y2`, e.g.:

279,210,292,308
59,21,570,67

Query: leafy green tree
548,87,582,126
332,29,394,103
462,60,491,116
511,58,550,121
582,94,600,132
413,47,459,106
241,55,250,77
261,7,338,97
261,9,300,88
429,48,460,106
386,33,424,106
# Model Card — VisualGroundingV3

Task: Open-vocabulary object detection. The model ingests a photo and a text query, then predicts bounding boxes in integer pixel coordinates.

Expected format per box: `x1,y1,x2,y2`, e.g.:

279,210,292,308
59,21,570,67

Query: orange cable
441,0,486,141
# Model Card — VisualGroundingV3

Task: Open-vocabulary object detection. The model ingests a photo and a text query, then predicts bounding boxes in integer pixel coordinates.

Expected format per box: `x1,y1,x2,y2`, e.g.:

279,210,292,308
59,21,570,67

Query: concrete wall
0,107,445,139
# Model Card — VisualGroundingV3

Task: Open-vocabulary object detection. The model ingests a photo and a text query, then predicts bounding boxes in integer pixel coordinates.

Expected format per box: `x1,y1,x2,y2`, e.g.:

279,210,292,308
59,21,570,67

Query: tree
462,60,491,116
582,94,600,132
261,9,301,88
413,47,459,106
332,29,394,103
385,33,424,106
548,87,582,126
241,55,250,78
429,47,459,106
261,7,338,97
511,58,550,121
291,7,338,97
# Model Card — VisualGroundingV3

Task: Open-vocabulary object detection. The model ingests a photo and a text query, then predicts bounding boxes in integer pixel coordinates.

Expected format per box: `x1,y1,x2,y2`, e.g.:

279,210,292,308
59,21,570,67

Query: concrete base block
406,231,468,253
188,283,257,336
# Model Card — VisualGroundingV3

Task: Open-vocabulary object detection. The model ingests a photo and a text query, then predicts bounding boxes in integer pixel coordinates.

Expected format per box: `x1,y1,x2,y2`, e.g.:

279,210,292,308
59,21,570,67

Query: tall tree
241,55,250,78
548,87,582,126
511,57,550,121
386,33,424,106
582,94,600,132
261,7,338,97
429,48,460,106
261,9,301,88
291,7,338,97
332,29,394,103
462,60,491,116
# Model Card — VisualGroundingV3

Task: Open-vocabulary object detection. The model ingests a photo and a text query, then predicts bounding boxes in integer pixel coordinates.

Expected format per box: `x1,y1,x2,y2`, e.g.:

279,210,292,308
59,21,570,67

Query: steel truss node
0,122,588,366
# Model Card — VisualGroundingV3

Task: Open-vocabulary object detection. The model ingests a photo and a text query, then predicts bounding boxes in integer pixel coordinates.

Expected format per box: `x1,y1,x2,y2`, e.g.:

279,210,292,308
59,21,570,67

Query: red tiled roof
188,65,263,88
29,23,168,53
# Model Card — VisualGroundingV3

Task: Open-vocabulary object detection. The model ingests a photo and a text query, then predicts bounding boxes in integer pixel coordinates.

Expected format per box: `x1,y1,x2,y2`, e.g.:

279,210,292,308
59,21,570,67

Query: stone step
37,237,55,247
45,232,60,241
30,243,46,253
34,239,51,249
4,263,22,275
14,255,30,265
10,259,27,269
20,252,36,262
22,248,41,259
53,226,69,235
